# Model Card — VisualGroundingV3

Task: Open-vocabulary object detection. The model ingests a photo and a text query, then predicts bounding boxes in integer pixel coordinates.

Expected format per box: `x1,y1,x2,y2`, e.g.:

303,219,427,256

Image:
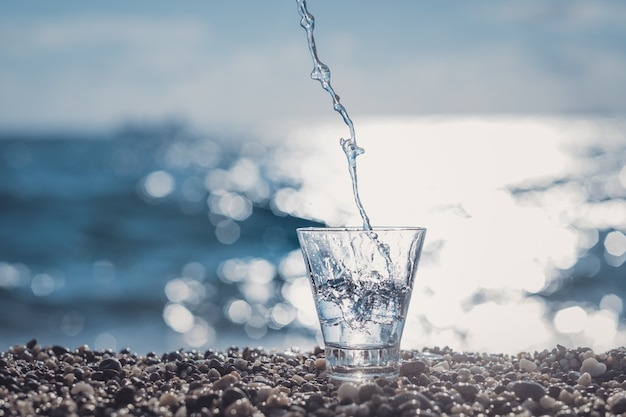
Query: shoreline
1,340,625,416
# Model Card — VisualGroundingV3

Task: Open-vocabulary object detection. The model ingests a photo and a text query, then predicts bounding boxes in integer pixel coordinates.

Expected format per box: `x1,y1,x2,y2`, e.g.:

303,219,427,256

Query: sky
1,1,626,132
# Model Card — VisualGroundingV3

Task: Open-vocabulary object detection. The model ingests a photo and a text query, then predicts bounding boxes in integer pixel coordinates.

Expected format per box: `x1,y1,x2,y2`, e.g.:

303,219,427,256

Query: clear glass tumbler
297,227,427,381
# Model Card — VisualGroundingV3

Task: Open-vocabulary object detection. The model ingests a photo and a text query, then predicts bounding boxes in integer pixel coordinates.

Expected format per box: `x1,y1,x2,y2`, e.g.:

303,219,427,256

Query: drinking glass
297,227,427,380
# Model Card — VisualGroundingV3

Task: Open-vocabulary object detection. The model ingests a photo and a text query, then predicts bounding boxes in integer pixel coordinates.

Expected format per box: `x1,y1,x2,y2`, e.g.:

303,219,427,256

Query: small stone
222,387,247,408
233,358,248,371
301,382,318,392
64,373,76,385
519,358,537,372
266,392,291,408
612,396,626,414
558,389,575,405
71,381,94,396
291,374,305,385
539,395,556,410
400,360,428,377
314,358,326,370
224,398,255,417
580,357,606,377
98,358,122,372
455,383,479,400
433,360,450,370
52,345,69,356
577,371,592,386
195,395,216,410
305,393,326,411
337,382,360,403
115,386,135,405
391,391,434,410
159,392,179,407
208,368,221,380
358,382,383,403
26,339,37,349
457,367,472,381
513,381,546,401
213,374,238,391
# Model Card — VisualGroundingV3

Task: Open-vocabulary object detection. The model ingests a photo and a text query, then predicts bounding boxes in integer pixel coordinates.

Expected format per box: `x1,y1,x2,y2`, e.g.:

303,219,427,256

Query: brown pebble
159,392,179,407
213,374,238,391
267,392,291,408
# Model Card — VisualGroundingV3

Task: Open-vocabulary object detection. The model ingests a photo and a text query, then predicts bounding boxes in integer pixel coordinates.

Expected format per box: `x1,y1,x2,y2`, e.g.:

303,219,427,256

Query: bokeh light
3,115,626,353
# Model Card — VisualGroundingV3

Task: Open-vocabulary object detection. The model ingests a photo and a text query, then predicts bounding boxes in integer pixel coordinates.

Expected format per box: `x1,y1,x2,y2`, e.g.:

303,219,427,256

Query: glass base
325,345,400,381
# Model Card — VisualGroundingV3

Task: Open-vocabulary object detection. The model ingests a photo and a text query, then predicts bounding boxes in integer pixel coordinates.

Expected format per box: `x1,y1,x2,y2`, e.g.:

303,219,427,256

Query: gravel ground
1,340,626,416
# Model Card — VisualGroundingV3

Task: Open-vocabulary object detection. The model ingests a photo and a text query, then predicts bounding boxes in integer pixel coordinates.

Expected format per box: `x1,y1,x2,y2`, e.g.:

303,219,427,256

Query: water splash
296,0,372,230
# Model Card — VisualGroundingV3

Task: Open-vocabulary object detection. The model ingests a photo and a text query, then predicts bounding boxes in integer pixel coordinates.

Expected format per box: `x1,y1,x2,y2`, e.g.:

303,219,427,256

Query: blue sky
1,1,626,131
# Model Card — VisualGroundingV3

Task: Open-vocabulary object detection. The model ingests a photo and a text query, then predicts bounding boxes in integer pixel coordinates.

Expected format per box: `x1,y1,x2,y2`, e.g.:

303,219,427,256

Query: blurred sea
1,115,626,354
0,122,324,353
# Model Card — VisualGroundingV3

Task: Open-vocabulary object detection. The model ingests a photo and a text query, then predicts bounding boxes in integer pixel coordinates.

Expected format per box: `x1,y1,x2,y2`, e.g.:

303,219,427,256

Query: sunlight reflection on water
256,115,626,353
2,115,626,354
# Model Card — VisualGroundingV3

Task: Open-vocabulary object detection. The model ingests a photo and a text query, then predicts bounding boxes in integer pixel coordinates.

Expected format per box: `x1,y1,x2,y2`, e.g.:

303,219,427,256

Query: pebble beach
2,340,626,416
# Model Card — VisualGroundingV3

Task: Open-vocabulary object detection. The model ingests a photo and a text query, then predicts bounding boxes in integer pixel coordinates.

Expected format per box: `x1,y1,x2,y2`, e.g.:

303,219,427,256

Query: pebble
71,381,95,396
222,386,247,407
213,373,239,391
519,358,538,372
1,342,626,417
400,360,428,376
99,358,122,372
158,392,179,407
513,381,546,401
577,371,592,386
224,398,255,417
433,360,450,370
358,382,383,403
580,357,607,377
337,381,360,403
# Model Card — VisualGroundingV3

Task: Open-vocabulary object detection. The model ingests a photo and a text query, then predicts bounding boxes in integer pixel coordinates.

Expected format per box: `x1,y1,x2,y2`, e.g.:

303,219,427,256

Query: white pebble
582,350,595,360
337,382,359,403
433,360,450,370
580,357,606,377
519,358,537,372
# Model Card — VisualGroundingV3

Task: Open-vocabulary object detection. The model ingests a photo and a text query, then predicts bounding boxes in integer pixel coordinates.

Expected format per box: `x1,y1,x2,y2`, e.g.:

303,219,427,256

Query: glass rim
296,226,426,233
